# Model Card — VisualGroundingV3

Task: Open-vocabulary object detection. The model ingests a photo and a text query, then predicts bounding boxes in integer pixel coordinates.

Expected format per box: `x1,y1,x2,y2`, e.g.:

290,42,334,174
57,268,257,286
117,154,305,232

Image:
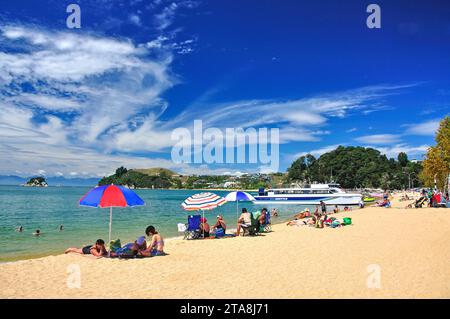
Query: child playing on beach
65,239,108,257
139,226,165,257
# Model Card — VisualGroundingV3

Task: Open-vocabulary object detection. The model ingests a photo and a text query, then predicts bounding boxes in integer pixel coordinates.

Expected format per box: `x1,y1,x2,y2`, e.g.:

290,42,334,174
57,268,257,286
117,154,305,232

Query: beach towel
331,220,341,228
214,228,225,238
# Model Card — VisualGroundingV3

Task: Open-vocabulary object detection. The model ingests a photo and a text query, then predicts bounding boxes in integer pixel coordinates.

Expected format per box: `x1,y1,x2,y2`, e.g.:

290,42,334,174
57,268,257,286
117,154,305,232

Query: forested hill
287,146,422,189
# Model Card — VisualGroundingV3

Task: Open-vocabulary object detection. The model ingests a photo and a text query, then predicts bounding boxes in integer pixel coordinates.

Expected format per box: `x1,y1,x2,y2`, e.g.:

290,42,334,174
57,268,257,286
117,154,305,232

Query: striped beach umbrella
79,184,145,254
181,192,226,236
225,191,255,220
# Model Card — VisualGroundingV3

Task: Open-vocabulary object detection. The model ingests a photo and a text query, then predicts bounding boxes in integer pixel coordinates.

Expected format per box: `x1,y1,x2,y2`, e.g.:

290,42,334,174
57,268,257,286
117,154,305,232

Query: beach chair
184,215,202,240
242,213,260,236
259,212,272,233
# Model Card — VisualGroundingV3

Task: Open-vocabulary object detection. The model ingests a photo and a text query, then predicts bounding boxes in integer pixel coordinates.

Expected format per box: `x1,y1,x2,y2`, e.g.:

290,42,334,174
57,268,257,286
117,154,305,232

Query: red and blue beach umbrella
79,184,145,253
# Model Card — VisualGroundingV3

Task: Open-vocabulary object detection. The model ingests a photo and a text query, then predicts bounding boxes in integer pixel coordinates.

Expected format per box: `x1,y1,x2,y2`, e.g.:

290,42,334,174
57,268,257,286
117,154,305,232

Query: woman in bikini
65,239,107,257
139,225,165,256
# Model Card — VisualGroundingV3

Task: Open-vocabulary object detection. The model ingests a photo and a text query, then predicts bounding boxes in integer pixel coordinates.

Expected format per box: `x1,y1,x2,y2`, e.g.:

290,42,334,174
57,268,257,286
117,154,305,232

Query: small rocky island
24,176,48,187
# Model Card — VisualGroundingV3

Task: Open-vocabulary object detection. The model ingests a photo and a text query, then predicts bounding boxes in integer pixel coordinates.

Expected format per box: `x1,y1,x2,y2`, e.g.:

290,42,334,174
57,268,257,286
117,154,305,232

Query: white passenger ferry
253,183,362,206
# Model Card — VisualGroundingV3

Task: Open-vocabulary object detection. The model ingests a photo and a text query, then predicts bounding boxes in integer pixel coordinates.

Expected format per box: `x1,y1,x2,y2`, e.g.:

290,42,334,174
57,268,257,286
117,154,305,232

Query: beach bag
110,239,122,253
343,217,352,225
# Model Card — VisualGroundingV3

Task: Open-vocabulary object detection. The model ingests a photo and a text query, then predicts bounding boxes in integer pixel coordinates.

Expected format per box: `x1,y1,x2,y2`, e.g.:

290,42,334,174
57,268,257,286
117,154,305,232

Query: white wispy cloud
367,144,429,159
403,119,440,136
355,134,402,145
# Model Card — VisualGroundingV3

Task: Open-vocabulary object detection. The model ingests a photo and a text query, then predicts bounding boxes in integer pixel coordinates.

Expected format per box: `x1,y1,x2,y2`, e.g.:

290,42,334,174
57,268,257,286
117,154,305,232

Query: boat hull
252,195,362,206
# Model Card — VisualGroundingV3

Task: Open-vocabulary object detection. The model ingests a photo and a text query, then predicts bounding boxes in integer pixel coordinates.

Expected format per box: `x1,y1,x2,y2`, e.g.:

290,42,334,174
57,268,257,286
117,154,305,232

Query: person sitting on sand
199,217,210,238
333,205,339,214
139,225,165,256
236,208,252,236
212,215,226,235
259,208,268,227
65,239,108,257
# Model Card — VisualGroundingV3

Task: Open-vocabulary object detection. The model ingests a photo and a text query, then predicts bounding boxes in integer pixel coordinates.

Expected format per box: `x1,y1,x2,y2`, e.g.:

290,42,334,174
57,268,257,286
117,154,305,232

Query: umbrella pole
236,201,238,222
202,210,205,238
108,207,112,257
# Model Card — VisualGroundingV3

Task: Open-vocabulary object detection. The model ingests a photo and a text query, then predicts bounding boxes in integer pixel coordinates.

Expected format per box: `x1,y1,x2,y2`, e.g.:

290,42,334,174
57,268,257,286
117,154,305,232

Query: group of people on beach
405,189,449,208
286,201,352,228
195,207,276,238
65,225,165,258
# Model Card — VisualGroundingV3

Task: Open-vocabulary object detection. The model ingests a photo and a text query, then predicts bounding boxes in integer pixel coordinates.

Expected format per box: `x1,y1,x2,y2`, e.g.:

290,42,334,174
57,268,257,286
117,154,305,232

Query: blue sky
0,0,449,177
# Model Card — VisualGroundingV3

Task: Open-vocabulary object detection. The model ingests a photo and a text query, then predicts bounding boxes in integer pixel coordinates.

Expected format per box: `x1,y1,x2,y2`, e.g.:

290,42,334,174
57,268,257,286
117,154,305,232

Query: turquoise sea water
0,186,311,262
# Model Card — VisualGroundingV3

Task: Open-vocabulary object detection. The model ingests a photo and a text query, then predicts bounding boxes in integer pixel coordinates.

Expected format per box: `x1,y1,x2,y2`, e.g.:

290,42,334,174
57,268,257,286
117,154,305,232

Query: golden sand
1,194,449,298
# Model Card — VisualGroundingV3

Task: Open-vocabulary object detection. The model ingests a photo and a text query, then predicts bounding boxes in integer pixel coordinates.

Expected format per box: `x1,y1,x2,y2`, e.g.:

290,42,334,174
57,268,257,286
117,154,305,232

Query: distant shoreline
0,184,257,192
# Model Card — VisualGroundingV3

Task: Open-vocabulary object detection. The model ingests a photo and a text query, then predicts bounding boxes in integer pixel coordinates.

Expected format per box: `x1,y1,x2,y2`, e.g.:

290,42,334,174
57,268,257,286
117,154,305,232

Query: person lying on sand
293,207,310,220
65,239,107,257
286,219,308,226
139,226,165,257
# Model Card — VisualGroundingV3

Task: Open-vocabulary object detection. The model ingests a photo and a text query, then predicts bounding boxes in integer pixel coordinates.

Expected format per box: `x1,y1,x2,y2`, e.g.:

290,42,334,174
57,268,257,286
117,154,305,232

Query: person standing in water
16,225,23,232
33,229,41,236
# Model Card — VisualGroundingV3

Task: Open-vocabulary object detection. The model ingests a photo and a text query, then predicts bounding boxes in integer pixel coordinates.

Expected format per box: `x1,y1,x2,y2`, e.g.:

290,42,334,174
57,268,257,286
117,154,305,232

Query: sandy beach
1,195,449,299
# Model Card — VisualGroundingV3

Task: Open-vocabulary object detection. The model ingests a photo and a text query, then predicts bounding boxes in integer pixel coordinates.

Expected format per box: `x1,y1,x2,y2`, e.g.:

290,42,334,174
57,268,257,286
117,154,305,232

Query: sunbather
65,239,108,257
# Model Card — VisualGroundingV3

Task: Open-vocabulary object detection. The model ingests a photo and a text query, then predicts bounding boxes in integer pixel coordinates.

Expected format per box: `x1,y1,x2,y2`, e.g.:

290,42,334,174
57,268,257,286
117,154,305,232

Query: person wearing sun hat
212,215,226,237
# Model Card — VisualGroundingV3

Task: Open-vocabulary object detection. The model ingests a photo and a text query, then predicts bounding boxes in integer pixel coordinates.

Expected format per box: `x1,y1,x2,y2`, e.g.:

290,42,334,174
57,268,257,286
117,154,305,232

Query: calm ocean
0,185,312,262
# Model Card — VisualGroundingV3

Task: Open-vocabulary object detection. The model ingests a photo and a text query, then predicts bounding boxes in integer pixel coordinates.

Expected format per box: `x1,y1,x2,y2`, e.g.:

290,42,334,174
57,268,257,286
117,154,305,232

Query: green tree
421,116,450,191
398,152,408,167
